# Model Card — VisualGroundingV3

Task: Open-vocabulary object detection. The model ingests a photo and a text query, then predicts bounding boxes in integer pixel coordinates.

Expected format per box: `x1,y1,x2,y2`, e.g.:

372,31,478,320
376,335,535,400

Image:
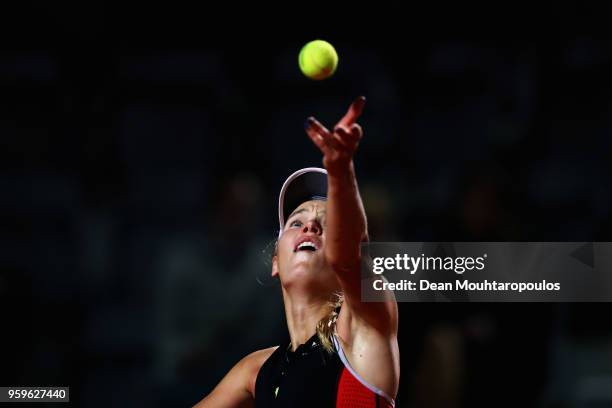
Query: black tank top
254,333,395,408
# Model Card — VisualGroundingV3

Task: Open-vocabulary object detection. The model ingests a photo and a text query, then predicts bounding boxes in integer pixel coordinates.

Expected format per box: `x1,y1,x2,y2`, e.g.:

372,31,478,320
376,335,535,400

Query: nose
302,220,322,235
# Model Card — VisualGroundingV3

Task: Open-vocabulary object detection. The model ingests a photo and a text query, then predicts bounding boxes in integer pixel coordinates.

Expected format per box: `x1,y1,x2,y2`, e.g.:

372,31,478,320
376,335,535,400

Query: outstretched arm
306,96,367,265
305,97,397,334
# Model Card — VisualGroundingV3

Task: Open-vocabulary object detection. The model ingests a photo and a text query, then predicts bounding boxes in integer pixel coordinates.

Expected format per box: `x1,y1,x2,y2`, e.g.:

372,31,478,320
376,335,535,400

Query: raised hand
304,96,366,174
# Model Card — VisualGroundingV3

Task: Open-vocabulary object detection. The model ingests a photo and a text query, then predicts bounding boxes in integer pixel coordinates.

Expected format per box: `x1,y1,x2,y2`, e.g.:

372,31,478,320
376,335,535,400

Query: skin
194,97,399,407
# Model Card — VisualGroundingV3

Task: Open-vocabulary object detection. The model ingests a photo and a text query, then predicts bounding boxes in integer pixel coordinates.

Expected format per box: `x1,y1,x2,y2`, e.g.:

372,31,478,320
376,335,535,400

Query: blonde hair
316,292,344,353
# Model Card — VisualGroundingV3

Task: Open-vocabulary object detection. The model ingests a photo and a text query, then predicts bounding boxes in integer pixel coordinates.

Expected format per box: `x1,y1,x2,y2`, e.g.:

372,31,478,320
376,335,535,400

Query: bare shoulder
243,346,278,389
246,346,278,364
234,346,278,397
192,346,278,408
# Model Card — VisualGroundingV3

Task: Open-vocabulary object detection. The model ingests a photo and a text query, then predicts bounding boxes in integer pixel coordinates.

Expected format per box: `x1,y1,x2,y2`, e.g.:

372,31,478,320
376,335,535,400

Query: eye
290,220,303,228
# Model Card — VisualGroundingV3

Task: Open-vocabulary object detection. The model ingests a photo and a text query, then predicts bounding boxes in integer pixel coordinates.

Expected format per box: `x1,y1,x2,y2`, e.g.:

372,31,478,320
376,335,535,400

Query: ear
271,255,279,278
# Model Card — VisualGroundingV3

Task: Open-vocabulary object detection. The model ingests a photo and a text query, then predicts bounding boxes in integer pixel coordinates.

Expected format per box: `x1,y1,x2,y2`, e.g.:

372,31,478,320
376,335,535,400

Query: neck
281,287,331,351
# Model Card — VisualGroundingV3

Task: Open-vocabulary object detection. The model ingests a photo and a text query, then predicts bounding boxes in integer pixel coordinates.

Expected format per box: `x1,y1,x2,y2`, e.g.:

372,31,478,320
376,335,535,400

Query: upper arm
332,258,398,336
334,264,400,400
192,347,276,408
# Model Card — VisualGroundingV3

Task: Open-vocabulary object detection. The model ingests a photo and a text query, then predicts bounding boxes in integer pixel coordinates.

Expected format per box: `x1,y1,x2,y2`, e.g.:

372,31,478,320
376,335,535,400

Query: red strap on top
336,367,393,408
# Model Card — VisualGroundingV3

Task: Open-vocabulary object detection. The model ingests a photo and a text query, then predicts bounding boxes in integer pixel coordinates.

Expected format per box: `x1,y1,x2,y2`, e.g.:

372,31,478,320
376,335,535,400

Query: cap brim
278,167,328,235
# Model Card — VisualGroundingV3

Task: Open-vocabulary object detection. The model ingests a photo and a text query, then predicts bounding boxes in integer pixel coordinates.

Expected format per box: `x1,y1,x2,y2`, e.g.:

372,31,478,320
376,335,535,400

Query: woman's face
272,200,338,292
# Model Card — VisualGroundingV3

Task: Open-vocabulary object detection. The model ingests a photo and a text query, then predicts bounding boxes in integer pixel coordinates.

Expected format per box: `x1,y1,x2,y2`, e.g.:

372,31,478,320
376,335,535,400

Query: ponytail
316,292,344,353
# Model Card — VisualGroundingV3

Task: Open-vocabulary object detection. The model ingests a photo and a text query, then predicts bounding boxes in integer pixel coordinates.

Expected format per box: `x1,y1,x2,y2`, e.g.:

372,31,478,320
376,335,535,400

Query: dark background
1,3,611,407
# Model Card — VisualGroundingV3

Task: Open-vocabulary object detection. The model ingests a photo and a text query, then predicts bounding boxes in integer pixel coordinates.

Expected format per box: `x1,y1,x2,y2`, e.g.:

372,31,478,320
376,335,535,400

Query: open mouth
294,241,318,252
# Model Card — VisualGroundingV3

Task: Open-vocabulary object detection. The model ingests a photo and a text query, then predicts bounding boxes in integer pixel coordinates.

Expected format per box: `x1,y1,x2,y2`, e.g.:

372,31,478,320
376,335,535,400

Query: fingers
306,111,364,155
334,123,362,149
305,117,340,154
332,128,350,149
306,125,329,154
337,96,366,128
306,117,331,139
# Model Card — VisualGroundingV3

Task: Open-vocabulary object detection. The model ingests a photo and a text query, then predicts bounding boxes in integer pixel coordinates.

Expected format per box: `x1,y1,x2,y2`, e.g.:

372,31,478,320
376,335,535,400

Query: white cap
277,167,328,237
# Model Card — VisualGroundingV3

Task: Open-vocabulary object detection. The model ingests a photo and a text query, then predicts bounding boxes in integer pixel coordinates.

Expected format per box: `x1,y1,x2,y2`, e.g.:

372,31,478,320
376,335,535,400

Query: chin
285,264,337,288
281,266,323,287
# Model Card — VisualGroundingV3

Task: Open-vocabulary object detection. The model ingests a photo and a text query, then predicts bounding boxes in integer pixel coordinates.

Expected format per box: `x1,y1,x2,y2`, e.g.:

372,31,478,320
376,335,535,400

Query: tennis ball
298,40,338,80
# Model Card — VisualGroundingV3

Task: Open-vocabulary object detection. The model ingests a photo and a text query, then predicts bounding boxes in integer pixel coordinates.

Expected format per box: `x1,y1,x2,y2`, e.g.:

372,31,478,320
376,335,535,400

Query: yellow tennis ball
298,40,338,80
